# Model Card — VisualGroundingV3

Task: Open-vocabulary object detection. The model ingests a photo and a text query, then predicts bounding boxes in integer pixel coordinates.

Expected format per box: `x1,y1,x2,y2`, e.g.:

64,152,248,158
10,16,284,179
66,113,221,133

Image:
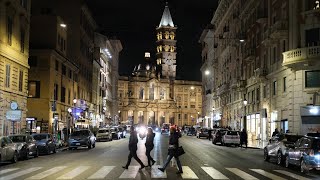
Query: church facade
117,5,202,127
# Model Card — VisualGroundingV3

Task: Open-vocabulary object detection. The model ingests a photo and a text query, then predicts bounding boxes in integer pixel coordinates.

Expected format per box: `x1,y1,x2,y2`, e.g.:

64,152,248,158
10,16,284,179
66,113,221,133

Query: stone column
144,111,148,124
134,110,138,124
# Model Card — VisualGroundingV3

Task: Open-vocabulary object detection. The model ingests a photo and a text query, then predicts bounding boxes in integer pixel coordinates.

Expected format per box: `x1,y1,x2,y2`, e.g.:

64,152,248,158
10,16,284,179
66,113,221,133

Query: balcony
231,79,246,90
243,48,255,62
270,20,288,39
216,83,230,96
283,46,320,70
254,68,268,81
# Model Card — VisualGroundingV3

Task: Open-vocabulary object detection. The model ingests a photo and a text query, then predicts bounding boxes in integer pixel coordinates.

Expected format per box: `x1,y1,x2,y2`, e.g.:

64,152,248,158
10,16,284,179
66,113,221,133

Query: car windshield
9,136,26,142
227,131,238,135
71,130,89,136
98,130,109,133
33,134,47,140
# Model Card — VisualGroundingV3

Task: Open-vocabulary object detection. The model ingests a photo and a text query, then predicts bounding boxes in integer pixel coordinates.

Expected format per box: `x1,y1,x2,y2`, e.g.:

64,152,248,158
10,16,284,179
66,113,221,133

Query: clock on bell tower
156,3,177,80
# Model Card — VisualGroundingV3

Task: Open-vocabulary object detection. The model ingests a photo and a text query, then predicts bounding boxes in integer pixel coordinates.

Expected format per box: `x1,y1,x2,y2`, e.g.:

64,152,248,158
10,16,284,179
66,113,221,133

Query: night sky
86,0,218,81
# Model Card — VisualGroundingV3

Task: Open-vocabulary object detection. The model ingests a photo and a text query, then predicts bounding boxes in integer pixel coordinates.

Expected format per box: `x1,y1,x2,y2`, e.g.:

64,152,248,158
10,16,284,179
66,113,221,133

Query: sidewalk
247,138,268,149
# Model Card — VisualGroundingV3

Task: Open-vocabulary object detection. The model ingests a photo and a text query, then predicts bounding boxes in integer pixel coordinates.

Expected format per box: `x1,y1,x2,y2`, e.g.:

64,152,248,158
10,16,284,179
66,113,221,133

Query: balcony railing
283,46,320,70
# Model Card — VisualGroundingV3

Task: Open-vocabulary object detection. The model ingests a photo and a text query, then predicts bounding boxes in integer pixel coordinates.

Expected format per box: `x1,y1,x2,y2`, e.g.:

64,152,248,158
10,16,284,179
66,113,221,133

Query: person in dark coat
123,126,146,170
272,128,279,137
240,129,248,148
145,127,156,167
158,127,183,174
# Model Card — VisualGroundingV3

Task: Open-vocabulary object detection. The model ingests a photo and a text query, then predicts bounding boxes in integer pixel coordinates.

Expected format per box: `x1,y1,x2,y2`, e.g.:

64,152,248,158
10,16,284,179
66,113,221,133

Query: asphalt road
1,132,320,180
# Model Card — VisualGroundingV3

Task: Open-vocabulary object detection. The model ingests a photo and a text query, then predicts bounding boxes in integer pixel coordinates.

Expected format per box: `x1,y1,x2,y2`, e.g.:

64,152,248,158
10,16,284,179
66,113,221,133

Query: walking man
123,126,146,170
240,129,248,148
145,127,156,167
158,127,183,174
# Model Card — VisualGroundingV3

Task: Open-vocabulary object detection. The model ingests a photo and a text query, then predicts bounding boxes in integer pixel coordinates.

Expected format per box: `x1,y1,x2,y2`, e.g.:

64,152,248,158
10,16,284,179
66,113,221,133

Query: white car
96,128,112,142
222,131,240,146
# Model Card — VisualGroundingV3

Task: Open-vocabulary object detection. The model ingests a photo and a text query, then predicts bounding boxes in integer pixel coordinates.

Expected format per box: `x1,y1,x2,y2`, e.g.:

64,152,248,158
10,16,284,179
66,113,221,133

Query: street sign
6,110,22,121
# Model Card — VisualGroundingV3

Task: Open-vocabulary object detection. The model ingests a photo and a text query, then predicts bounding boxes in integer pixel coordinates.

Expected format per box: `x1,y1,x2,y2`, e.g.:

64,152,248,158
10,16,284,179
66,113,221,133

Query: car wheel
88,142,92,149
46,147,50,155
263,148,270,161
92,142,95,148
276,151,283,165
53,147,56,153
285,155,290,168
11,152,18,163
25,149,30,160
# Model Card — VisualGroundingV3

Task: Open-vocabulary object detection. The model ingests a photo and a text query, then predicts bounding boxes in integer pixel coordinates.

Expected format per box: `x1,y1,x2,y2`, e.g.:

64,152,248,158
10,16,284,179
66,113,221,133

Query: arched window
149,84,154,100
139,87,144,99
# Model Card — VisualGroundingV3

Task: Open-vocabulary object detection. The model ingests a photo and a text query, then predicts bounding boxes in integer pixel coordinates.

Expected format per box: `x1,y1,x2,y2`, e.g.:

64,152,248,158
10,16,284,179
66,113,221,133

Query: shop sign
6,110,22,121
26,117,37,121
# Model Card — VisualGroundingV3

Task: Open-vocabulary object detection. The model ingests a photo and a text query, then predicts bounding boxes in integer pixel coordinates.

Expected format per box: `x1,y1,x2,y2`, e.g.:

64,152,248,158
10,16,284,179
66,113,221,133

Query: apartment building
0,0,31,136
200,0,320,145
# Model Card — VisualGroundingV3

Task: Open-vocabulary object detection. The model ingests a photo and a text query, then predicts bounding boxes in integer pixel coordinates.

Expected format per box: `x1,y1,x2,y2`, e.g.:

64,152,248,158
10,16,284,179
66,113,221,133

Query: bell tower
156,3,177,80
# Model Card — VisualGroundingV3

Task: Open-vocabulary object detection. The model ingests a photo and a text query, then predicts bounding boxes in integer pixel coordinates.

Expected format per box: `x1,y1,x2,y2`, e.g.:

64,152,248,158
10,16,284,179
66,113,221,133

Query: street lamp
243,99,248,131
205,70,210,75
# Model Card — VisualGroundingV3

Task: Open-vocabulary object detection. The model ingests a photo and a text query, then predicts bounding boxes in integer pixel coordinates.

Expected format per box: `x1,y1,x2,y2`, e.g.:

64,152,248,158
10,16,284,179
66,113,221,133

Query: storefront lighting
310,107,319,114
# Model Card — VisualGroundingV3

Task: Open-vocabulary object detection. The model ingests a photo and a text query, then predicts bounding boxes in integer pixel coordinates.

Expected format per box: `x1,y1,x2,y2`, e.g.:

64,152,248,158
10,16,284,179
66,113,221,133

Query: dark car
187,127,196,136
9,134,38,160
32,133,56,155
161,123,171,134
196,128,209,138
212,129,228,145
285,136,320,173
68,129,96,150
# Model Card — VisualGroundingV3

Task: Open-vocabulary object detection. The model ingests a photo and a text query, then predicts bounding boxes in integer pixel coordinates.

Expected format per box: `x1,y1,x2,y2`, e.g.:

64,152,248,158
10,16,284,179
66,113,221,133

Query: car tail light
310,149,315,156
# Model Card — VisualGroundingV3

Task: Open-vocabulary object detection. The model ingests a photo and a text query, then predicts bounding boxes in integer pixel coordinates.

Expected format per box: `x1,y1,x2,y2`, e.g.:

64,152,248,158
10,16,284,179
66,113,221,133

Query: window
273,81,277,96
149,84,154,100
54,83,58,100
273,47,277,63
283,77,287,92
62,65,66,75
178,114,181,119
263,85,267,98
7,16,13,45
28,56,37,67
68,70,72,79
20,0,28,10
20,29,25,53
5,64,10,87
184,114,187,119
305,70,320,87
55,60,59,71
19,70,23,92
61,86,66,103
256,88,260,101
68,89,71,104
282,40,286,52
139,87,144,99
28,81,40,98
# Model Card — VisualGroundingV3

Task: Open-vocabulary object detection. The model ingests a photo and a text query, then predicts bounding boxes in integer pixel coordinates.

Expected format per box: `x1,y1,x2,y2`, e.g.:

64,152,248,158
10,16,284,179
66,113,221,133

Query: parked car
264,134,303,165
212,129,228,145
0,136,18,163
32,133,56,155
68,129,96,150
8,134,38,160
285,136,320,173
119,127,126,138
187,127,196,136
96,128,112,142
222,130,240,146
196,128,209,138
110,127,121,140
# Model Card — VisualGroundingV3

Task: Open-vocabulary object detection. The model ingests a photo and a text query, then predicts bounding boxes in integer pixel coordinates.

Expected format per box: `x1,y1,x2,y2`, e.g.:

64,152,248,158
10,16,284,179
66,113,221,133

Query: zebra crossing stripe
0,167,42,180
226,168,258,180
87,166,115,179
181,166,198,179
0,168,19,176
56,166,90,179
274,170,312,180
250,169,286,180
26,166,67,180
119,166,139,179
202,167,229,179
151,165,167,179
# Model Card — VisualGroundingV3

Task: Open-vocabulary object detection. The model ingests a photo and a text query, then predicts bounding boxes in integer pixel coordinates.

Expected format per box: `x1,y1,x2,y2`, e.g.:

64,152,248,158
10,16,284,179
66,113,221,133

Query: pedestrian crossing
0,165,314,180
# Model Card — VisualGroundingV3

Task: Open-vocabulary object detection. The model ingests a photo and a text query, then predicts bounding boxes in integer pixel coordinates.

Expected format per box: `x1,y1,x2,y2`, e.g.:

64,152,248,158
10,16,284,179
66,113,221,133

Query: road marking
202,167,229,179
151,165,167,178
87,166,115,179
181,166,198,179
0,168,19,176
26,166,67,179
119,166,139,179
0,167,42,180
250,169,286,180
56,166,90,179
274,170,311,180
226,168,258,180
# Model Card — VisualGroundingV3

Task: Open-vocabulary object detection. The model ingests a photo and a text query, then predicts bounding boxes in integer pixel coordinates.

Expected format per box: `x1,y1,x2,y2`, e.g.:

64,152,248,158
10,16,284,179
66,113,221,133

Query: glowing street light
205,70,210,75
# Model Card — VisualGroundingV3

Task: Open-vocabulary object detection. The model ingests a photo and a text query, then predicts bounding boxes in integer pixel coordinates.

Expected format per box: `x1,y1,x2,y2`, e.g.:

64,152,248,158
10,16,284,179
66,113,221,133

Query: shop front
300,106,320,135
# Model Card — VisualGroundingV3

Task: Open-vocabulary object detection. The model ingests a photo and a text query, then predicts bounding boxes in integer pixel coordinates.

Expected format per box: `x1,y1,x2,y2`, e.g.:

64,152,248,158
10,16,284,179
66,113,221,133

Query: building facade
0,0,31,136
118,5,202,127
200,0,320,146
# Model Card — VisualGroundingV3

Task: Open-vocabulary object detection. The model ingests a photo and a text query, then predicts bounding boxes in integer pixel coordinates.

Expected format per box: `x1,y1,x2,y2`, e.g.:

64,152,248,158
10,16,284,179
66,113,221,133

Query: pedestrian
145,127,156,167
240,129,247,148
272,128,279,137
208,129,212,141
158,127,183,174
122,126,146,170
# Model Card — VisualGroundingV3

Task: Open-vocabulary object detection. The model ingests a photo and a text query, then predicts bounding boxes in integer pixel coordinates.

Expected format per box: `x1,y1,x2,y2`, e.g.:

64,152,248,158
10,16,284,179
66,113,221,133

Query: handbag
177,146,185,156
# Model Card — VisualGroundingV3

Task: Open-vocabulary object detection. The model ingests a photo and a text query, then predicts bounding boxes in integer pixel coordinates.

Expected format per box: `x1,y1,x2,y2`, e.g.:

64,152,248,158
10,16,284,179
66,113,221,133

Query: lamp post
243,99,248,131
